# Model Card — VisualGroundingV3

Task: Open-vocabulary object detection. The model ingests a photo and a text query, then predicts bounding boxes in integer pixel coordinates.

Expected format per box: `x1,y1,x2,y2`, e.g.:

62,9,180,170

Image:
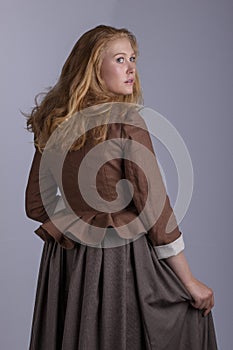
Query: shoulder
120,106,150,140
118,105,156,155
122,104,146,124
121,105,149,136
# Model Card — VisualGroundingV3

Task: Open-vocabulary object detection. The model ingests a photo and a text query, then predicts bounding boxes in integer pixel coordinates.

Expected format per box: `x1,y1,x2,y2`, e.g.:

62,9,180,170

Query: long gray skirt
28,230,218,350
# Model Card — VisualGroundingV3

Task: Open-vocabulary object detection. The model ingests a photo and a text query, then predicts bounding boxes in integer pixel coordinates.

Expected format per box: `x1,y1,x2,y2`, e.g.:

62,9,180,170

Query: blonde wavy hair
25,24,143,152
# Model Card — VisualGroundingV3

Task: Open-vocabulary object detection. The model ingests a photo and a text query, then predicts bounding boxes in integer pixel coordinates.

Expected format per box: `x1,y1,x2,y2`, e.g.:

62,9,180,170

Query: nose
126,60,136,74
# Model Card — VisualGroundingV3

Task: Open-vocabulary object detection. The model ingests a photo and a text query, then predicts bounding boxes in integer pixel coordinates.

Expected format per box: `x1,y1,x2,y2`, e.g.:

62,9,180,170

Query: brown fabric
26,107,218,349
25,109,182,249
28,232,218,350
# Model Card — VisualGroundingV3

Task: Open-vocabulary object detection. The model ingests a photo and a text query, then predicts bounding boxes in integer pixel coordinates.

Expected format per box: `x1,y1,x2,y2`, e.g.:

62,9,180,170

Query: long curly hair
25,24,143,152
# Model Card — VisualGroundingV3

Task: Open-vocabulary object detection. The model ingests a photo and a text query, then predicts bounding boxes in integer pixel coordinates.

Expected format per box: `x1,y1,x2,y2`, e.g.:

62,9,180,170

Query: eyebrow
113,52,136,57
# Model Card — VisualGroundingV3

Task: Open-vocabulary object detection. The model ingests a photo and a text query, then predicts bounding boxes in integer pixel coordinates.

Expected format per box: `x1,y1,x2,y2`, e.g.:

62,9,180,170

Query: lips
124,78,134,84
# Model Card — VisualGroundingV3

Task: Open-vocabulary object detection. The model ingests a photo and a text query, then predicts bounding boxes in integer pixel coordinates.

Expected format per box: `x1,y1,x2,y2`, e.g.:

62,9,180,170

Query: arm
122,110,215,316
25,147,75,248
122,110,184,258
25,147,60,224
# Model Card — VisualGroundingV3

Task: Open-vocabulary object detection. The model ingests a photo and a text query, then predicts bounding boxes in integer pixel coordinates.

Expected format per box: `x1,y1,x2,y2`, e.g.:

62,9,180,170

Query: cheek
101,63,123,84
112,65,124,78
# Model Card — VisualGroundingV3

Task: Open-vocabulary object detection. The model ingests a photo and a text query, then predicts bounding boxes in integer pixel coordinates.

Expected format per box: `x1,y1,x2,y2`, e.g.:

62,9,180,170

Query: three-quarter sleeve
121,110,185,259
25,147,61,239
25,147,77,248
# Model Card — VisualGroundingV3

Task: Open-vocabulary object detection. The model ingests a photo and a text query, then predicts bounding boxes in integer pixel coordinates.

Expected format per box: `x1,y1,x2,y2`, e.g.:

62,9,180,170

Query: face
100,37,137,95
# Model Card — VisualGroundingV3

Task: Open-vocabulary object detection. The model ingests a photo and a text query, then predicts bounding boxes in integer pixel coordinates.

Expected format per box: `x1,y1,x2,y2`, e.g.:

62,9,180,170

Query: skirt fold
29,232,218,350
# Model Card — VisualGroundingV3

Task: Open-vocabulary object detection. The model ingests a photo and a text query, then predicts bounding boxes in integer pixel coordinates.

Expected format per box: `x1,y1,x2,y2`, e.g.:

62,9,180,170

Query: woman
25,25,218,349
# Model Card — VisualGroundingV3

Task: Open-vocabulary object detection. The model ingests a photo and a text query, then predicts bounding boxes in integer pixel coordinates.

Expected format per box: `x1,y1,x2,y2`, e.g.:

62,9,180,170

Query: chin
112,90,133,96
121,89,134,95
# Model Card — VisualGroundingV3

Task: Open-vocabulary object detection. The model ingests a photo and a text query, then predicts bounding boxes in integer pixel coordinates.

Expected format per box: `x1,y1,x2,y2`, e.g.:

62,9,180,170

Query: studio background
1,0,232,349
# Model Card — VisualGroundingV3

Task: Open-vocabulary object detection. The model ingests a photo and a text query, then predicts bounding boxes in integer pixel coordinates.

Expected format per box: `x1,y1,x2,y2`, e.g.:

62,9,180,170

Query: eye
116,57,125,63
130,56,136,62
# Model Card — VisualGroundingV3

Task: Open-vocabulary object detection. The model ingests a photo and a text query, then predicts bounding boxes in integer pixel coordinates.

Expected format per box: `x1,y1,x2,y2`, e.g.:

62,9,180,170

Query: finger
198,294,214,311
204,295,215,312
191,300,210,314
203,307,212,317
203,297,215,317
190,301,200,309
197,300,209,311
190,300,206,310
190,298,203,309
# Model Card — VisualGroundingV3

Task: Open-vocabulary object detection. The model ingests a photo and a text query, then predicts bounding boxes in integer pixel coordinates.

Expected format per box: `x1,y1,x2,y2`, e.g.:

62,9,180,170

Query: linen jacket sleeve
25,147,68,243
25,148,58,223
121,110,185,259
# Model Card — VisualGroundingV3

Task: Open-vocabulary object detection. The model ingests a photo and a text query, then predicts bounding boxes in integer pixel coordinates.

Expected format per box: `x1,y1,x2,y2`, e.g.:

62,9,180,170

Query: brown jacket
25,107,182,249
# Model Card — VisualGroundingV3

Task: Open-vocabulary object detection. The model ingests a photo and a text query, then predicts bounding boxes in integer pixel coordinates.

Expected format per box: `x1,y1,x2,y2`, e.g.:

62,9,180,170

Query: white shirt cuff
54,196,66,213
153,233,185,259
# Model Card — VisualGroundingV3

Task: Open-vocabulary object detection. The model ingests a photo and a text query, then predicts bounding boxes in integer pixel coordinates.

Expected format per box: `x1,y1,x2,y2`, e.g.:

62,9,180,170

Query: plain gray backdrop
1,0,232,349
